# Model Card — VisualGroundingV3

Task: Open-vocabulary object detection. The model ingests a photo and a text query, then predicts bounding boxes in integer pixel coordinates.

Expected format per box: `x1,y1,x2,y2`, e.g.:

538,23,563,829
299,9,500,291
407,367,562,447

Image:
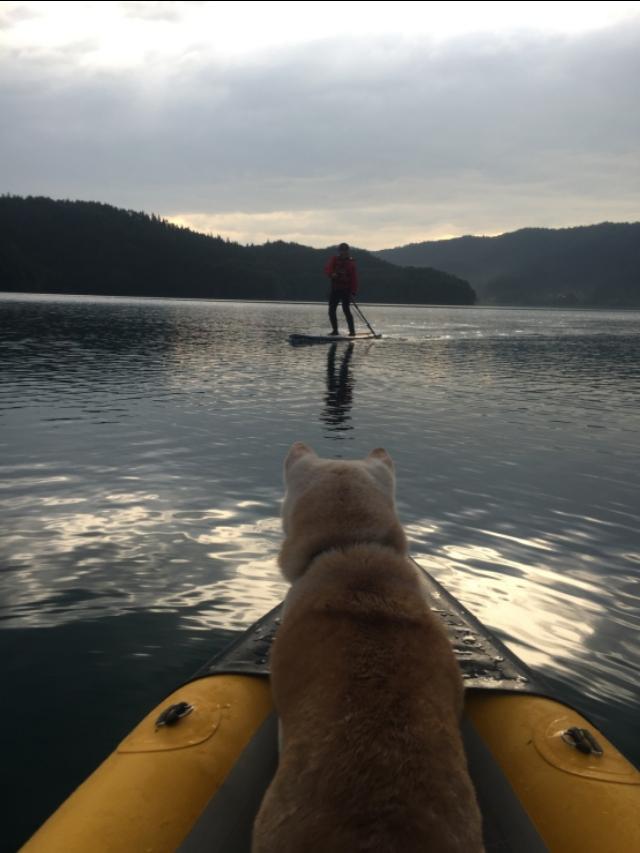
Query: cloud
1,16,639,247
0,2,39,30
119,2,186,22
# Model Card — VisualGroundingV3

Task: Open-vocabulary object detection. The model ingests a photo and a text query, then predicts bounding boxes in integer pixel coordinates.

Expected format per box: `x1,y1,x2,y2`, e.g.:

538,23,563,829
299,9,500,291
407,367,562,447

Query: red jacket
324,255,358,295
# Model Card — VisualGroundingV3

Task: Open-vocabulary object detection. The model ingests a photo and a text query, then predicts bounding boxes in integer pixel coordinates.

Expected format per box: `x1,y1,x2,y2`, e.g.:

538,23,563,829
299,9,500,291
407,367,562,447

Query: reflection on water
321,342,355,435
1,293,640,847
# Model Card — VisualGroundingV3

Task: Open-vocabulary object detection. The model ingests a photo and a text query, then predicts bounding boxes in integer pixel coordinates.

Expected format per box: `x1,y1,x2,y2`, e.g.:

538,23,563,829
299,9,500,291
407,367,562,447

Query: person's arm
349,260,358,295
324,256,337,278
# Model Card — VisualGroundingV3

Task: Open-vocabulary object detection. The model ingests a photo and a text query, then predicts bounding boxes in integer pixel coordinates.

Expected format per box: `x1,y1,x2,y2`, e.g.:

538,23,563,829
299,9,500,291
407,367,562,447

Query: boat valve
155,701,194,729
561,726,604,757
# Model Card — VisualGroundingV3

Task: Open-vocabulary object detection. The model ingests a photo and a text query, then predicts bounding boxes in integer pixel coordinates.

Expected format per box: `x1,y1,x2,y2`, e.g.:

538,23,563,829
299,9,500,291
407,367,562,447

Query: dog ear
284,442,317,472
367,447,394,470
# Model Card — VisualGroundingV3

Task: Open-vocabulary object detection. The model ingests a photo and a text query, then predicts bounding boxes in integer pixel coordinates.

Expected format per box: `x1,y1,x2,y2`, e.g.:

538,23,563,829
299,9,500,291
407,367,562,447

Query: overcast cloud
1,2,639,248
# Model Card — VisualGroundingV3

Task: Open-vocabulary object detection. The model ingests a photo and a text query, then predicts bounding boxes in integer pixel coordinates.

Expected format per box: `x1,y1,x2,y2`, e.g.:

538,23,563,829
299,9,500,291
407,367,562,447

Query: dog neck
279,525,407,584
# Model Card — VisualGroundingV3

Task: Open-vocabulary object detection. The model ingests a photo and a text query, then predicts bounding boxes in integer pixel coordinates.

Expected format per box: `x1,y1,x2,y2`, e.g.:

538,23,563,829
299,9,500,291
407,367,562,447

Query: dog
252,442,484,852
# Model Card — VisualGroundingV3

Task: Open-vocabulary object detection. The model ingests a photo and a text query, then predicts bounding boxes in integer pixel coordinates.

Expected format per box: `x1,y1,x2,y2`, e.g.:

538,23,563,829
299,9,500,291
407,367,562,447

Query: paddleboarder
324,242,357,336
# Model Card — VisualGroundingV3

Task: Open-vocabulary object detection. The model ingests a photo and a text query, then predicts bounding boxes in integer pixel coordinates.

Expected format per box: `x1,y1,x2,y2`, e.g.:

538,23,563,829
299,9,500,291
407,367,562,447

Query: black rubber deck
191,559,540,694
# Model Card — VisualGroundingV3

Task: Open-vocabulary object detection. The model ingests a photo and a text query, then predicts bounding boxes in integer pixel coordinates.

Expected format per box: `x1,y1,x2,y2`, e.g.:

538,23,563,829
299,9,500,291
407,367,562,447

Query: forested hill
0,196,476,305
376,223,640,307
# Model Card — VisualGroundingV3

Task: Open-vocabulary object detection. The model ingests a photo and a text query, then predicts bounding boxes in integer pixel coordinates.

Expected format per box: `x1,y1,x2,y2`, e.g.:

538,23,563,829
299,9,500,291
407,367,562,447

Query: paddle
350,299,380,337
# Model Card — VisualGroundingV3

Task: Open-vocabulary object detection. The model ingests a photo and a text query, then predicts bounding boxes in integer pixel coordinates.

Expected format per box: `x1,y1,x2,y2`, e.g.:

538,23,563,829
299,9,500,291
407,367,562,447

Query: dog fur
252,442,484,852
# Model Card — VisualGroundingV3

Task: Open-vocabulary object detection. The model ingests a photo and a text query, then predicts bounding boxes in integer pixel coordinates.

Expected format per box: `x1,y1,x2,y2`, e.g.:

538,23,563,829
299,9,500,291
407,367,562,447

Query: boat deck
193,559,540,695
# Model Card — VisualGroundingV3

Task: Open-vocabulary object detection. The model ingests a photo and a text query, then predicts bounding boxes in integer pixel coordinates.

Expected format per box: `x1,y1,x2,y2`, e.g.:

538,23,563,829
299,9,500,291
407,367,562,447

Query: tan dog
252,443,483,853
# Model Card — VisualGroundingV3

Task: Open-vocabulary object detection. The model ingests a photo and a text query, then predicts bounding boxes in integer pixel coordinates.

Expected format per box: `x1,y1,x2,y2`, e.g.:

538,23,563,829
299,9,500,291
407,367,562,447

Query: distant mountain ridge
0,196,476,305
376,223,640,307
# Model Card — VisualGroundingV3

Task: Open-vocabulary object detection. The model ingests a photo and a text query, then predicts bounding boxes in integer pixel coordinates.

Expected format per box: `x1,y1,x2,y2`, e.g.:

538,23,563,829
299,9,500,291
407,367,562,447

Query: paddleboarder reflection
321,343,355,433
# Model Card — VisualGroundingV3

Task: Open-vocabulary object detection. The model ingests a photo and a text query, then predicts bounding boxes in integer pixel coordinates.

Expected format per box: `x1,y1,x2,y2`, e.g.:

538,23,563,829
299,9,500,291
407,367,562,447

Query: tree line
376,222,640,307
0,196,476,305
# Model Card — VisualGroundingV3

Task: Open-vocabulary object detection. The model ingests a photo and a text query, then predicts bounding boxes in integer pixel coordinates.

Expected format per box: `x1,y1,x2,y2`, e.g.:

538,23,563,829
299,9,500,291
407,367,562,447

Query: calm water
1,294,640,849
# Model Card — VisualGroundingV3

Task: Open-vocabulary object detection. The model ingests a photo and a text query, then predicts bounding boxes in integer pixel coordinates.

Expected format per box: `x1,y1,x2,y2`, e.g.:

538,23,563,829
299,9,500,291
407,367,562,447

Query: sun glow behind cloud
167,209,506,249
4,2,640,67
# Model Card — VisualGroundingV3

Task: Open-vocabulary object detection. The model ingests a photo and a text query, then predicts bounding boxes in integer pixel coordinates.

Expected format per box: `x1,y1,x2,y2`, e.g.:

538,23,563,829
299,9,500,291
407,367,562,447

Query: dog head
278,442,407,582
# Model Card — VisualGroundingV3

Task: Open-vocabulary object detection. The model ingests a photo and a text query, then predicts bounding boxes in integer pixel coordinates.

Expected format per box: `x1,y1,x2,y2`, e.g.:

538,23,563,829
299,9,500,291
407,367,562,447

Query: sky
1,0,639,249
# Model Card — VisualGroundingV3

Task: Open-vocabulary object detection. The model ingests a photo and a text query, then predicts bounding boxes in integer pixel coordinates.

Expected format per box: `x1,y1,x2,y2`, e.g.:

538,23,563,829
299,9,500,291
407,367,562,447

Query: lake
1,293,639,849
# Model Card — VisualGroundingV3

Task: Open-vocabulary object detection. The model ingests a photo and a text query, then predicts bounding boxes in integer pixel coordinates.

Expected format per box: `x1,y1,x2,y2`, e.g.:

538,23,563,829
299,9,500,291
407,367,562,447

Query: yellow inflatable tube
466,692,640,853
22,675,272,853
23,676,640,853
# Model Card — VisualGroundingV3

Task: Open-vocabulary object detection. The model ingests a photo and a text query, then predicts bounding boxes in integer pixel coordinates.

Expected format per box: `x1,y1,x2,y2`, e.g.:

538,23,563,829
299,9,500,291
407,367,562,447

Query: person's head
338,242,350,257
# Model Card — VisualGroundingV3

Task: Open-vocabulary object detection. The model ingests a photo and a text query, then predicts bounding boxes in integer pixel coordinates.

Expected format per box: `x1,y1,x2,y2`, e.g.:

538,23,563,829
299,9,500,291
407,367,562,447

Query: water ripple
1,295,639,838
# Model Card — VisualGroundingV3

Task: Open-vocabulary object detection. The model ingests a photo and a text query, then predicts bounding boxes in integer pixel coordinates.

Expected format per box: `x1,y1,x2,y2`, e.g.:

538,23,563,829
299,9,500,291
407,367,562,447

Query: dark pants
328,289,355,335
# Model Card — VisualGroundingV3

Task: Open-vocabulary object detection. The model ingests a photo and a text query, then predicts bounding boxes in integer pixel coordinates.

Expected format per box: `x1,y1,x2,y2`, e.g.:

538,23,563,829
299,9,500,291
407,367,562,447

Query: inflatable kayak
23,560,640,852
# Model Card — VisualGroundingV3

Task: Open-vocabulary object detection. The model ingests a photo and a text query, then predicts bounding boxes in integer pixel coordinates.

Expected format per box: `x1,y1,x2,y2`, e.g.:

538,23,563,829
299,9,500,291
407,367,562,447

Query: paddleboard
289,332,382,345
